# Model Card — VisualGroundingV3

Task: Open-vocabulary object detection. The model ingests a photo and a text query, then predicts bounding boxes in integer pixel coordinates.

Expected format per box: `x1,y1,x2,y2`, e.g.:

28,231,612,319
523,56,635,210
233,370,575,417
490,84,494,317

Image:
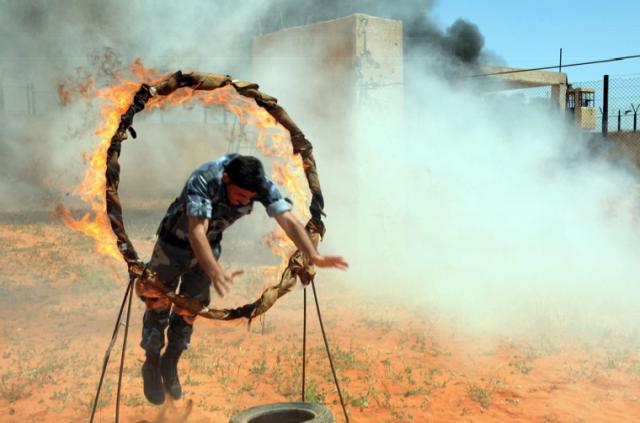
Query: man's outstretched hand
274,212,349,271
213,268,244,297
311,255,349,270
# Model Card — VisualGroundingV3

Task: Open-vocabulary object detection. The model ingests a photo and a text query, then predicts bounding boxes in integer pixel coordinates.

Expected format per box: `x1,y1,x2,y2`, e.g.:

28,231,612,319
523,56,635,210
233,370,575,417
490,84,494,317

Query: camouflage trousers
140,239,220,353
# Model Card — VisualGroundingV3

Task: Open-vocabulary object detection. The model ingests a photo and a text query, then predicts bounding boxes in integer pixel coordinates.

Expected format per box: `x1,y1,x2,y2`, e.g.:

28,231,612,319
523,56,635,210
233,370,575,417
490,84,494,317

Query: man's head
223,155,265,205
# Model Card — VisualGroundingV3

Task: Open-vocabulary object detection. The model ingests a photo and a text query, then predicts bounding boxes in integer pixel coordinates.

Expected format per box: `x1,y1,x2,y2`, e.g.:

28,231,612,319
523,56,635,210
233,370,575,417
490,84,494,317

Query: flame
57,66,96,106
61,60,310,274
57,70,141,261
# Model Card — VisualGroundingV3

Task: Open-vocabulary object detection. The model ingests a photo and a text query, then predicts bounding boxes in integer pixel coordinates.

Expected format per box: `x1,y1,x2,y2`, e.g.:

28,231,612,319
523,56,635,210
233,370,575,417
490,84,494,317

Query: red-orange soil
1,215,639,422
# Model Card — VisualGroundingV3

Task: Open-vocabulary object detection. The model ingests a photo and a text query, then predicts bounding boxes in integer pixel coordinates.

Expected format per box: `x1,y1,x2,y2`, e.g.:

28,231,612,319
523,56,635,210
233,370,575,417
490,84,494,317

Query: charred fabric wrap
105,71,326,321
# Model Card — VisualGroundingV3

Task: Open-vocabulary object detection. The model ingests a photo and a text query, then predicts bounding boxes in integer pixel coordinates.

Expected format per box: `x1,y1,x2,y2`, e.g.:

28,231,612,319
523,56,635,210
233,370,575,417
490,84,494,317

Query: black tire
229,402,334,423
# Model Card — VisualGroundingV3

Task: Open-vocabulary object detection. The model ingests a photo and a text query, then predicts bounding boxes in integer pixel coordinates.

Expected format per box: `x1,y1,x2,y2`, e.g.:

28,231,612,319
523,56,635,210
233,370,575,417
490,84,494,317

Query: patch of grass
304,380,326,404
184,374,202,386
269,356,302,398
604,349,629,370
186,349,220,377
570,360,599,380
228,338,243,348
348,387,374,411
404,386,423,397
332,346,359,371
22,354,67,385
50,387,71,402
361,317,395,333
124,393,145,407
199,400,221,413
390,407,413,423
391,368,405,383
87,380,113,412
468,383,491,409
505,397,520,406
217,373,232,388
424,367,442,384
249,359,268,375
0,377,31,403
412,334,427,353
511,359,534,374
430,343,443,357
380,386,392,409
404,365,416,384
237,382,256,394
420,393,431,410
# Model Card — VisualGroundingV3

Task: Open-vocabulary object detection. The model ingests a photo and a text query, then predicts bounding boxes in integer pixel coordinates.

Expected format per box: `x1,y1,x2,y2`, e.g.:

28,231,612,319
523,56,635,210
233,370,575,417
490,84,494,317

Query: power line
473,54,640,77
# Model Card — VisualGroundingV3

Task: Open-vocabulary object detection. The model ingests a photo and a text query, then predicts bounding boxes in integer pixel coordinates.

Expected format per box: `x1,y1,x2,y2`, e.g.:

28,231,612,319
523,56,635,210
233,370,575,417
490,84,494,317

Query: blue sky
432,0,640,83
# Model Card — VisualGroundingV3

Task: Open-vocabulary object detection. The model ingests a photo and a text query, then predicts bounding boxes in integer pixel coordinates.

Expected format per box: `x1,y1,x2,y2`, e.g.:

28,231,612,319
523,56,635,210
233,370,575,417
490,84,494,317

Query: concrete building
483,67,600,129
252,13,403,145
481,66,568,110
252,14,405,251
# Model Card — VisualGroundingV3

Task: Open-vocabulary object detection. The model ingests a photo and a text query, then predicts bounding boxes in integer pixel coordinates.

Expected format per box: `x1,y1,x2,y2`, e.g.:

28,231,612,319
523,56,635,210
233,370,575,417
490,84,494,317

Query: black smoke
258,0,486,65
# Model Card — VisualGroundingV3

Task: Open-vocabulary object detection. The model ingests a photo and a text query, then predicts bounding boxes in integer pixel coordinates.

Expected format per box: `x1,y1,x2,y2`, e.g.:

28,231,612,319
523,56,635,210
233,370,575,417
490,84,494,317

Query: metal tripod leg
89,278,134,423
115,278,134,422
301,287,307,402
309,280,350,423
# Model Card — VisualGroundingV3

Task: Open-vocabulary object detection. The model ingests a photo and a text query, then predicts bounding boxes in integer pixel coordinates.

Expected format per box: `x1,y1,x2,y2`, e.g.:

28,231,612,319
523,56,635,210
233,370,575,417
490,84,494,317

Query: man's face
223,173,257,206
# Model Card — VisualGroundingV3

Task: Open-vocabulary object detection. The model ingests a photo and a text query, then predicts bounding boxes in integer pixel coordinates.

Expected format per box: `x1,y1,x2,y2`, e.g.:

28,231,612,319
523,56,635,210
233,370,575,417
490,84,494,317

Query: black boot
161,345,183,399
142,351,165,405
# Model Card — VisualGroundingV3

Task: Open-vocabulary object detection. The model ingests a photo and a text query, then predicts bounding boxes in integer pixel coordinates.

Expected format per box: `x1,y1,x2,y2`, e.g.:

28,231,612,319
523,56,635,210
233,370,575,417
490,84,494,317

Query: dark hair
224,155,265,192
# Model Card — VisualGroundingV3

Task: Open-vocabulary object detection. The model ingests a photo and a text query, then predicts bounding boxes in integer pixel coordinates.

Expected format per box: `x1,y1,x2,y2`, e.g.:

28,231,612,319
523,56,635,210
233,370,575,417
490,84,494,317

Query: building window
566,92,575,111
580,91,595,107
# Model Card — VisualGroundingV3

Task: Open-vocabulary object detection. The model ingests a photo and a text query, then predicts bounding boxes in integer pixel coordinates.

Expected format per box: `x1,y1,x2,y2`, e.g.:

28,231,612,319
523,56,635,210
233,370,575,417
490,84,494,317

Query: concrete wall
252,15,360,151
483,67,568,88
483,66,568,110
252,13,403,151
352,15,403,113
251,14,404,243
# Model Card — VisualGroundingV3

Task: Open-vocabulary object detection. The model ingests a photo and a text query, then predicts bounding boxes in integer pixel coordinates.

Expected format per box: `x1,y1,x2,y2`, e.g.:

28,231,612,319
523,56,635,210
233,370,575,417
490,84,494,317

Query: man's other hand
310,255,349,271
212,268,244,297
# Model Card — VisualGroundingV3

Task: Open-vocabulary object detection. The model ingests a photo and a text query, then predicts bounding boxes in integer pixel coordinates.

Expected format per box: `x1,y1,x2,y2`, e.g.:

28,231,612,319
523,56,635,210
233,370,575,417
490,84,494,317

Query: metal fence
481,74,640,135
571,75,640,133
0,81,60,115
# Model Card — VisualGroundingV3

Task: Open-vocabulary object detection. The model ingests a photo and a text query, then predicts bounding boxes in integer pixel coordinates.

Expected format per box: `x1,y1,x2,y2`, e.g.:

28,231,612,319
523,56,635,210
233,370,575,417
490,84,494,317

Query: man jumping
138,153,348,404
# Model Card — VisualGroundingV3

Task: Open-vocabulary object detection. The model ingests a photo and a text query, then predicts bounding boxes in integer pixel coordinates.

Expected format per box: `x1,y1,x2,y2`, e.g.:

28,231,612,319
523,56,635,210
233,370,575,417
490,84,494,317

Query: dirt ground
1,211,640,423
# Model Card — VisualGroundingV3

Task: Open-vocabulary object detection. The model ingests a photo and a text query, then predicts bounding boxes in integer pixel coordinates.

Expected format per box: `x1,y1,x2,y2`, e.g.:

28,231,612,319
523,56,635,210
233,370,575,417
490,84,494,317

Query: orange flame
57,70,141,262
61,60,310,273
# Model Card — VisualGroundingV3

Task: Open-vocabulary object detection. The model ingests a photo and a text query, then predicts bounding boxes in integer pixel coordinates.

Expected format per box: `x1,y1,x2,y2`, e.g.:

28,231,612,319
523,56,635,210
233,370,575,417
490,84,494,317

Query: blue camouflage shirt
158,154,292,247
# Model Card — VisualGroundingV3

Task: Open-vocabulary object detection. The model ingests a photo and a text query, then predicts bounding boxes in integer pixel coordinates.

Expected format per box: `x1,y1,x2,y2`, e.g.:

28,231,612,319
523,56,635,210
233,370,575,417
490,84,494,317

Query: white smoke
2,0,639,343
333,63,640,341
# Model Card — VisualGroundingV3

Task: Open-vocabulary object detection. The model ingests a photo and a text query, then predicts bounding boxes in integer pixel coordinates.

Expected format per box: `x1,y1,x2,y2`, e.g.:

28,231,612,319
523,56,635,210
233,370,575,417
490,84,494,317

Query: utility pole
558,48,563,72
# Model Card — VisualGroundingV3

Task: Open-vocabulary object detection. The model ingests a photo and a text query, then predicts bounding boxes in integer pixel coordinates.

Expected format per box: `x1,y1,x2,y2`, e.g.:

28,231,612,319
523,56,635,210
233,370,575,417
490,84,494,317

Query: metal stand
89,277,349,422
89,278,134,423
301,282,350,423
301,287,307,402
